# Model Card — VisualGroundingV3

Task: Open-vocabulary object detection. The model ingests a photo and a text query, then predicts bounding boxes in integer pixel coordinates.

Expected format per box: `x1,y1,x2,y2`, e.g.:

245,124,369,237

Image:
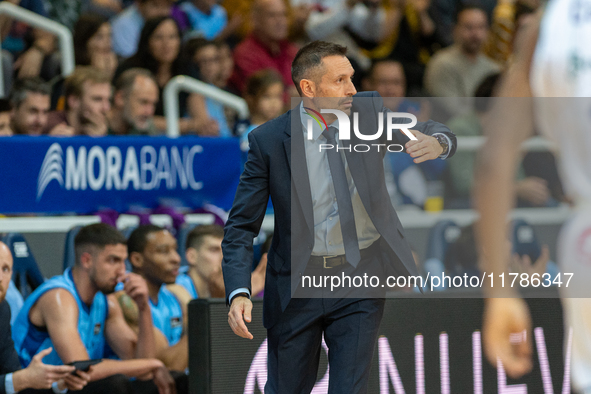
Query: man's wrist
11,369,27,393
230,292,250,304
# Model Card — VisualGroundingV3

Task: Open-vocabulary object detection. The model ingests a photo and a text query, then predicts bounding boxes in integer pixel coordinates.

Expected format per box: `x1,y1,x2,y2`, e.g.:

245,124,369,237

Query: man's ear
129,251,144,271
114,90,125,108
185,247,198,267
79,252,93,270
300,79,316,98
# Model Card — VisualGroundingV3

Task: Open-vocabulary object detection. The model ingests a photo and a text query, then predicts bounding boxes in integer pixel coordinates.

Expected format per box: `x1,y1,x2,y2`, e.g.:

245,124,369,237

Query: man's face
139,230,181,286
369,62,406,110
0,112,13,136
11,93,50,135
255,82,284,122
139,0,172,19
0,243,13,304
123,76,159,130
253,0,289,42
194,45,220,85
455,9,489,55
186,236,223,282
75,82,111,126
307,55,357,120
87,244,127,294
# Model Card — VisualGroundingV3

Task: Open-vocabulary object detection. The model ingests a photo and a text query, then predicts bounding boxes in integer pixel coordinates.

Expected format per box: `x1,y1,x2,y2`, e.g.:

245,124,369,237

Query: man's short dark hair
186,225,224,250
291,41,348,95
114,68,158,96
454,3,489,25
127,225,165,255
74,223,127,264
9,77,51,109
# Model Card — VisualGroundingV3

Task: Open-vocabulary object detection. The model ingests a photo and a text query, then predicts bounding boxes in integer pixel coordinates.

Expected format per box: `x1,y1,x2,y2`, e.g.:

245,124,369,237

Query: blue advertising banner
0,136,242,214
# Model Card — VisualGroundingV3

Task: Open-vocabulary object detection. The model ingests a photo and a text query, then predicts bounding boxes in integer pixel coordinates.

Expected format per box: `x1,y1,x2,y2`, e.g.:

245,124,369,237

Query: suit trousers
265,249,386,394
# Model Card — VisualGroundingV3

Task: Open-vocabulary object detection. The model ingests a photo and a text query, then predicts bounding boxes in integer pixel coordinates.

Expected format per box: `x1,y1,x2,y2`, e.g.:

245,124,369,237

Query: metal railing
0,2,75,97
455,136,555,152
163,75,249,138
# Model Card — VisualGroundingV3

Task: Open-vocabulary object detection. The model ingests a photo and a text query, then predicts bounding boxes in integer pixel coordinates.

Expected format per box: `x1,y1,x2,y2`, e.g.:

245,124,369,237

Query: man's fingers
47,365,76,374
33,347,53,361
244,301,253,323
229,309,253,339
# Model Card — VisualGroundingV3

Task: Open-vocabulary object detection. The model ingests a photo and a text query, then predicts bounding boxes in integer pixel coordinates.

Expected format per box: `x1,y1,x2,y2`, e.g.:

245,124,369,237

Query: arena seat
2,233,45,299
62,226,82,271
423,220,462,290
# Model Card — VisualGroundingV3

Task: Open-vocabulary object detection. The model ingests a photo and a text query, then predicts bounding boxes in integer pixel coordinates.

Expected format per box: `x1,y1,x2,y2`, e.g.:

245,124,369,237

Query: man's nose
347,79,357,96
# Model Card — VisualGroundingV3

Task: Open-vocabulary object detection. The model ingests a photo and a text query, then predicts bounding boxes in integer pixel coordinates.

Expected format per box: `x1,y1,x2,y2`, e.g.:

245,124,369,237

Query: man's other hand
12,347,75,391
482,298,533,379
228,297,254,339
405,129,444,163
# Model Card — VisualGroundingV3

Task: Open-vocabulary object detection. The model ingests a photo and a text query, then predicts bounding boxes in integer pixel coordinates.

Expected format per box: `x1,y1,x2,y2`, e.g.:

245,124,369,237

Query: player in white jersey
475,1,591,392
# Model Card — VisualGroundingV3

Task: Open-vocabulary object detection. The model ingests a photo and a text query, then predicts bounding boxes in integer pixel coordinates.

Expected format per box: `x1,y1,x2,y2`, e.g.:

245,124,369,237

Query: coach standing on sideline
222,41,457,393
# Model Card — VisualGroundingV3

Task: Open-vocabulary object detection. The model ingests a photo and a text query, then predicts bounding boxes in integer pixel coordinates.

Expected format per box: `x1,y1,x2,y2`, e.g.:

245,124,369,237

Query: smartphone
68,359,102,372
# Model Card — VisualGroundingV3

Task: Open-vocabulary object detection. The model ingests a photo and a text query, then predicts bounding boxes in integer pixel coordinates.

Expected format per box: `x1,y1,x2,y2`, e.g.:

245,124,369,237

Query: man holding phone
12,224,179,394
0,241,85,394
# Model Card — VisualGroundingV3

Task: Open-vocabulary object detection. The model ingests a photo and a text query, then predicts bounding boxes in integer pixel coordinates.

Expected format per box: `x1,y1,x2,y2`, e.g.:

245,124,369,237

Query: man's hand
81,110,108,137
515,177,550,206
405,129,444,163
228,297,254,339
48,122,76,137
61,369,92,391
509,244,550,277
12,347,75,391
482,298,533,378
120,272,150,312
152,364,176,394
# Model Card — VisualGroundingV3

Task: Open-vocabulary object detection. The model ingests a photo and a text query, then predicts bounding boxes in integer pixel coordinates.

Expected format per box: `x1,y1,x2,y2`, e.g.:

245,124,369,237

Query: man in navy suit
222,41,457,393
0,241,88,394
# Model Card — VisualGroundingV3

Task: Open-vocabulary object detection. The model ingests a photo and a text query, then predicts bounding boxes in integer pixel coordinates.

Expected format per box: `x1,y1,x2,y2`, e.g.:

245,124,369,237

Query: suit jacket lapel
285,108,314,233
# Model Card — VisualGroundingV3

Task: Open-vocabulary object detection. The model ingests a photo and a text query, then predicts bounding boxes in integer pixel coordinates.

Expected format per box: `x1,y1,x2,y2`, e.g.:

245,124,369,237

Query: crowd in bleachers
0,0,566,210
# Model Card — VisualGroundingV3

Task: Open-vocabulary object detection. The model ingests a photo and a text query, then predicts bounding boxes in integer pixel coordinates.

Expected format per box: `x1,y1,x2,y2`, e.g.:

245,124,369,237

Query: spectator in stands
111,0,189,58
119,225,190,372
241,69,284,147
290,0,390,73
0,0,57,82
46,0,126,30
12,223,180,393
109,68,161,136
175,225,266,299
0,99,13,136
185,38,232,137
0,241,85,394
8,77,50,136
214,40,236,93
229,0,298,97
364,0,438,95
363,59,446,208
74,15,118,80
424,5,500,119
44,67,111,137
181,0,241,40
115,17,218,135
446,73,554,208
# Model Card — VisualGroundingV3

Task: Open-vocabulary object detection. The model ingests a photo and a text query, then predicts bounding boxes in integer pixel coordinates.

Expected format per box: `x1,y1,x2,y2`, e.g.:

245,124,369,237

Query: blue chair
2,233,45,299
177,223,201,267
423,220,461,291
6,280,24,325
63,226,83,271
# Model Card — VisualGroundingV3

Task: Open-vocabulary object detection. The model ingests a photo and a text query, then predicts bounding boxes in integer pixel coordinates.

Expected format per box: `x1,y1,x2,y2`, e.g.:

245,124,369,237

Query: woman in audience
115,16,218,135
74,14,119,80
241,69,284,149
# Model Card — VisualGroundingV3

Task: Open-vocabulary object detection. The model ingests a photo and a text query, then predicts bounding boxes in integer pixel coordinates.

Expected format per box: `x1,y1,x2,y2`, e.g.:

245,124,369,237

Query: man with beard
109,68,161,136
12,223,179,394
117,226,190,374
8,78,50,136
424,5,500,118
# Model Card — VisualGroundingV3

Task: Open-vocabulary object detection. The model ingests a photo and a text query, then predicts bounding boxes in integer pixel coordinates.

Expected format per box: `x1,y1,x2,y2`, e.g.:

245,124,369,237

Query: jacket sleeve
0,301,22,394
221,131,270,305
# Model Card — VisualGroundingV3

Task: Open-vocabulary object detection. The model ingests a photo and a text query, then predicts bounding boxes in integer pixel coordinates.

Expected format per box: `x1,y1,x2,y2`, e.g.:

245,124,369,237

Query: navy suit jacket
222,91,456,328
0,300,22,394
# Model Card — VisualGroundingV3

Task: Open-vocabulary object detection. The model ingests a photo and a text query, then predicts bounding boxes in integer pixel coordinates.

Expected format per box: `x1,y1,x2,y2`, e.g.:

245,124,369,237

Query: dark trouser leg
129,371,189,394
72,374,130,394
266,298,324,394
323,298,385,394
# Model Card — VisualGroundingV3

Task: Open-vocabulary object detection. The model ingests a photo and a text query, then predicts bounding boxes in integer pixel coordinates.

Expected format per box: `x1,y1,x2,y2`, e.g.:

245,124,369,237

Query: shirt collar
300,102,339,142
